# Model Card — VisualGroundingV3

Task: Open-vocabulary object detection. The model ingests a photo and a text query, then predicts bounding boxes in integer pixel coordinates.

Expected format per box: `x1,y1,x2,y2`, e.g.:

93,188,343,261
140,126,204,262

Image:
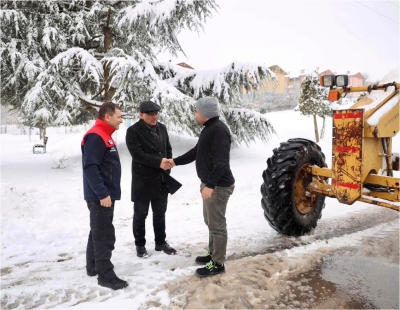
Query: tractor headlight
320,75,336,87
336,75,349,87
320,74,349,88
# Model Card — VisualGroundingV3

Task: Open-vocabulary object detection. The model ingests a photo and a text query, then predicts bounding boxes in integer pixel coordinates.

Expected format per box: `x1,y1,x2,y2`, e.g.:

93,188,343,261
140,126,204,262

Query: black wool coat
125,119,172,202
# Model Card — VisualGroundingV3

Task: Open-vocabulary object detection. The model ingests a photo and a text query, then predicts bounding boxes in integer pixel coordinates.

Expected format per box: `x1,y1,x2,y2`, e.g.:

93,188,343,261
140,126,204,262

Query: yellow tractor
261,72,399,236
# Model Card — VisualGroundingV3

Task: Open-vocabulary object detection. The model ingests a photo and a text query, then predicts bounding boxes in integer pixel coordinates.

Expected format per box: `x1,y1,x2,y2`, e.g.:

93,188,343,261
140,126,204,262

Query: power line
386,0,399,8
355,0,399,24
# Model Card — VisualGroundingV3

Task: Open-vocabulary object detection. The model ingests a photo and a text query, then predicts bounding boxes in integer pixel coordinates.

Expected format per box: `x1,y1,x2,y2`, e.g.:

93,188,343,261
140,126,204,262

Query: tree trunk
320,116,326,140
103,9,116,102
104,61,116,102
313,114,319,143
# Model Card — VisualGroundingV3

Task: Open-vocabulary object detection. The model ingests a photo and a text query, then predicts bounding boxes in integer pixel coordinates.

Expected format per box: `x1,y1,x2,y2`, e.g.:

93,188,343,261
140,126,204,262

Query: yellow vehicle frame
309,82,400,211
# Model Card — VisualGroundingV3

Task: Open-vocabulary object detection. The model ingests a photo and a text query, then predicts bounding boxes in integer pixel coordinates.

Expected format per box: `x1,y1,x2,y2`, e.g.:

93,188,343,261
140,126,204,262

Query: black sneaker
136,246,148,258
155,242,177,255
195,260,225,278
195,250,212,265
98,276,128,290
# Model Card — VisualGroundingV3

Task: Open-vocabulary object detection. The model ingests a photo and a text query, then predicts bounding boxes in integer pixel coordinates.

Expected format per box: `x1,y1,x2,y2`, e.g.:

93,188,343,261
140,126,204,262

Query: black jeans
133,185,169,246
86,201,116,280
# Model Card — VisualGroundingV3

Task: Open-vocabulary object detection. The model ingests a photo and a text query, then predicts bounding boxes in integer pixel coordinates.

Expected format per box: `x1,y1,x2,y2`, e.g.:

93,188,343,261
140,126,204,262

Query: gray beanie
196,97,220,118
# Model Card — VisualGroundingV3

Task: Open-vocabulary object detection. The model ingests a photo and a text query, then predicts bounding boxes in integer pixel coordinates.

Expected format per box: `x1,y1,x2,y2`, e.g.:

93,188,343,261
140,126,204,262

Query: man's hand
160,158,173,170
100,196,112,208
201,187,214,200
166,159,176,167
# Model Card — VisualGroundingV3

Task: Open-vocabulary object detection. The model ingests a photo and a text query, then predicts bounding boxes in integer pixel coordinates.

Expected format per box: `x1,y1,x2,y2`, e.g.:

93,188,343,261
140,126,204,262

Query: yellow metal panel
361,138,382,181
363,190,399,202
364,101,399,138
364,174,400,188
311,166,333,178
358,196,399,211
332,109,364,204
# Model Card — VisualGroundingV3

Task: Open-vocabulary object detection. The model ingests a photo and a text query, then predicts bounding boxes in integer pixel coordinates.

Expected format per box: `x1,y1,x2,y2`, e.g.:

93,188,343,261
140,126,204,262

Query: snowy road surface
1,110,399,309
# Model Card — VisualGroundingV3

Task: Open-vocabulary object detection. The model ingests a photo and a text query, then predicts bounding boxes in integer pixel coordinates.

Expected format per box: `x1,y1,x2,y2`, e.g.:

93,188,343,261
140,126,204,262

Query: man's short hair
98,102,121,120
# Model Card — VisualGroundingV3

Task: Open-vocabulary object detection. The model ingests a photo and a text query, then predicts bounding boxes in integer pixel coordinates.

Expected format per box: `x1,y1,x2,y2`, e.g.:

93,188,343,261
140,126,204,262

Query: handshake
160,158,176,170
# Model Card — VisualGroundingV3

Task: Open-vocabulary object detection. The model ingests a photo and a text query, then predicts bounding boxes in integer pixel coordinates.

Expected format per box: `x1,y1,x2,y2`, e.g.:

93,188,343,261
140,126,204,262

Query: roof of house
319,69,335,76
350,72,364,79
268,65,287,75
176,62,194,69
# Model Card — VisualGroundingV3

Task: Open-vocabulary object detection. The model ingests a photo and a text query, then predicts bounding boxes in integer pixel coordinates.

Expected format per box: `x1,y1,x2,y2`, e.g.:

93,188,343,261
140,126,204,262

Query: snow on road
1,110,399,309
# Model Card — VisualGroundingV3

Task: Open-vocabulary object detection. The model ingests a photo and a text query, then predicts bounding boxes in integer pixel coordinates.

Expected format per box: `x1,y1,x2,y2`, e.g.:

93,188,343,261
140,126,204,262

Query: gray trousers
201,183,235,265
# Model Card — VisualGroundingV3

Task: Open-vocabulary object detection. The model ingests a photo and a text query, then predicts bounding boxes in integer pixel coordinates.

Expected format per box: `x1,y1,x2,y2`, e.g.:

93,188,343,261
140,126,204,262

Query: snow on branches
223,108,275,147
1,0,277,145
117,0,217,57
299,71,330,118
298,71,332,142
155,61,276,104
23,48,104,126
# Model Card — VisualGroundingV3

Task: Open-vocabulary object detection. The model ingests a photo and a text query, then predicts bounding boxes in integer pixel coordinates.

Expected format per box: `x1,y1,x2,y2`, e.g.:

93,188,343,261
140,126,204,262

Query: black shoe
155,242,177,255
195,260,225,278
136,246,148,258
98,276,128,290
195,250,212,265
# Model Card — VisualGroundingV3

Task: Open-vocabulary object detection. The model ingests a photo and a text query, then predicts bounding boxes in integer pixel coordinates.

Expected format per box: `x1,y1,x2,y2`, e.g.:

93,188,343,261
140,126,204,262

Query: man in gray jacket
170,97,235,278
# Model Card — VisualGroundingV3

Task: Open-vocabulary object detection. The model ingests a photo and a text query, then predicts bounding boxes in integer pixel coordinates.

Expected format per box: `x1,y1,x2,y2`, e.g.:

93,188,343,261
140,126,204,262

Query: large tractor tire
261,138,327,236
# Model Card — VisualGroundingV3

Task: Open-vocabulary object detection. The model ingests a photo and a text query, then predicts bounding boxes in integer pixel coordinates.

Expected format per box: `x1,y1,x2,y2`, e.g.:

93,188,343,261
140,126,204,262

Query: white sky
158,0,400,80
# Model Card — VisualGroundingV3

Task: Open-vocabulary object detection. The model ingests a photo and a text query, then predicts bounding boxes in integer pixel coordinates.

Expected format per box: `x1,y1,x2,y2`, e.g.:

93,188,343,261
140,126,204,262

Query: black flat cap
139,101,161,113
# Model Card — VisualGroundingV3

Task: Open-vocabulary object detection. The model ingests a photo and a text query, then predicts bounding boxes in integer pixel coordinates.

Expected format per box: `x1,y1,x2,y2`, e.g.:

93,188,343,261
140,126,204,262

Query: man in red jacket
81,102,128,290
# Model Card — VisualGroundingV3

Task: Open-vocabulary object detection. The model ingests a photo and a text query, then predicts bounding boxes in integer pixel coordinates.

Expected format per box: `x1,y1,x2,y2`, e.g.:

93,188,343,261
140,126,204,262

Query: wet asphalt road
139,207,399,309
223,207,399,309
281,215,399,309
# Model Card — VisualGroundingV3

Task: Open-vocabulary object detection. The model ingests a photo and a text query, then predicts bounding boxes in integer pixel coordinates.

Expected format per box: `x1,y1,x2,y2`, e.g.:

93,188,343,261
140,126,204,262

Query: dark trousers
86,201,116,280
133,185,169,246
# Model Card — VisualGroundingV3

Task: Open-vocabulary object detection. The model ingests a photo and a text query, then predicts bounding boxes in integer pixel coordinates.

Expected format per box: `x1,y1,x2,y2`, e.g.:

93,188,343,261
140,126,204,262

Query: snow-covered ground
1,110,399,309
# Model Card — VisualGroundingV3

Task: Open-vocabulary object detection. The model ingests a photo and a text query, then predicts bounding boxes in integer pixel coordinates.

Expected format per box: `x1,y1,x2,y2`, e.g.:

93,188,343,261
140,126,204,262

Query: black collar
145,123,158,131
203,116,219,127
138,119,157,129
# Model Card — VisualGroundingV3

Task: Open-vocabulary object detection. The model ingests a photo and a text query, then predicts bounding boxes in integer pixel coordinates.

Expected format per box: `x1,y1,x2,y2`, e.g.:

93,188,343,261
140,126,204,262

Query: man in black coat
82,102,128,290
169,97,235,278
125,101,177,258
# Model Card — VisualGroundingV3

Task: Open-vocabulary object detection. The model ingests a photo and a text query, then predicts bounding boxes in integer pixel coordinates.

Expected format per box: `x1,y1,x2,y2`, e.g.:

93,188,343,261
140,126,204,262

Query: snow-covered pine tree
1,0,276,145
298,71,330,142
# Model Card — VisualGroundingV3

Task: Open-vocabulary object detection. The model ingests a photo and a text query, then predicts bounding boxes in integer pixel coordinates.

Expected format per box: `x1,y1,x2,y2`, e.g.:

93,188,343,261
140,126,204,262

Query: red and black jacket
81,119,121,201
